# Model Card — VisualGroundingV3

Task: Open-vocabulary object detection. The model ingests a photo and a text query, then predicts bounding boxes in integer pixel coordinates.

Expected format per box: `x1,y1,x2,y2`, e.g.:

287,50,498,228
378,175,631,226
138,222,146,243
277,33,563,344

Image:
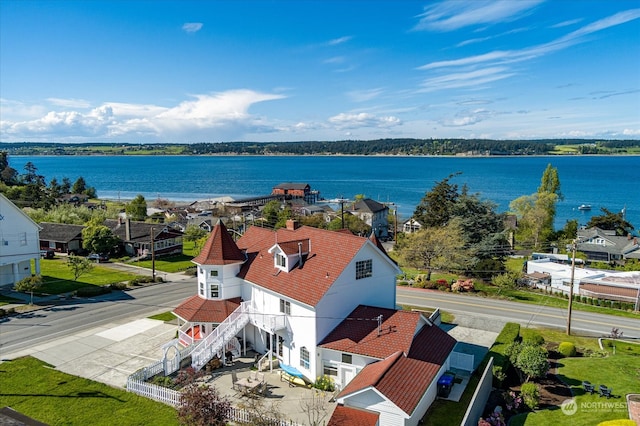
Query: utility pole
338,196,347,229
151,227,156,280
566,240,577,335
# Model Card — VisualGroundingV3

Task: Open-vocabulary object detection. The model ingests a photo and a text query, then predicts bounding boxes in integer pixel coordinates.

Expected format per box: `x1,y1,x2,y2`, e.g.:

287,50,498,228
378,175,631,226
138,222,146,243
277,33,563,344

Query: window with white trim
20,232,27,246
276,253,286,268
341,353,352,364
210,270,218,277
300,347,310,369
199,282,204,296
280,299,291,315
323,362,338,377
210,284,219,298
355,259,372,279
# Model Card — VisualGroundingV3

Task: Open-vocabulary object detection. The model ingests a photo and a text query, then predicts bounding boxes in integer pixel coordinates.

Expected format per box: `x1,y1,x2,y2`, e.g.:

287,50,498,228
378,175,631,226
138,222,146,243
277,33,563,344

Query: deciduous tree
66,255,94,281
82,220,118,254
177,384,231,426
125,194,147,221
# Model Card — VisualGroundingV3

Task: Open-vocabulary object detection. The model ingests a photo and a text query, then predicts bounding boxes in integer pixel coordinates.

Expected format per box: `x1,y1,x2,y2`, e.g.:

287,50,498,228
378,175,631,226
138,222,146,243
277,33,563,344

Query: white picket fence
126,377,301,425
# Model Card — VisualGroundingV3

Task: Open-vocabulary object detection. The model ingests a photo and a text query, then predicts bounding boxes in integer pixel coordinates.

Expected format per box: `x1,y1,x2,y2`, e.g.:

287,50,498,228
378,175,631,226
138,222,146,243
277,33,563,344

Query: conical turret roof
192,221,245,265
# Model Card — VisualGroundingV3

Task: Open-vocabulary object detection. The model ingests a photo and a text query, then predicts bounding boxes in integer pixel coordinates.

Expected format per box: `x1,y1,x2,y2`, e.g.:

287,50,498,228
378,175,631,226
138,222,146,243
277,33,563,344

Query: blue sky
1,0,639,143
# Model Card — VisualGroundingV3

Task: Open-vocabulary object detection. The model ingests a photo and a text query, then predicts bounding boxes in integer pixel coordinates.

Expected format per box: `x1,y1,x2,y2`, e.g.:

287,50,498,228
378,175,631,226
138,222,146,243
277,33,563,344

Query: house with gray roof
38,222,84,254
349,198,390,239
577,227,640,262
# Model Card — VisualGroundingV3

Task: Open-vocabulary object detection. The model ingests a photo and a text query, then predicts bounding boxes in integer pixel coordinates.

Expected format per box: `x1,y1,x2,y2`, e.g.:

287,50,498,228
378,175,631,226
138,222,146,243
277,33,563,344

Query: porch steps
190,302,251,370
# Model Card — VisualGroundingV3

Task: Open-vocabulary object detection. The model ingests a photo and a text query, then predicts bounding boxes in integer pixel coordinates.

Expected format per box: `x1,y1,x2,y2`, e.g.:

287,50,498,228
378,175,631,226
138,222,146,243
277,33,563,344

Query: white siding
250,285,318,380
315,242,400,342
340,389,407,426
0,195,41,286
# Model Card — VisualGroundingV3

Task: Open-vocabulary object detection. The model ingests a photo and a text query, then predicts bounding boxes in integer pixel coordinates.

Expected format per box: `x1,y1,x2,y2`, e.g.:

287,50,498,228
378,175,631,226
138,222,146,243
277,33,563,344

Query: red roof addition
173,296,242,323
328,405,379,426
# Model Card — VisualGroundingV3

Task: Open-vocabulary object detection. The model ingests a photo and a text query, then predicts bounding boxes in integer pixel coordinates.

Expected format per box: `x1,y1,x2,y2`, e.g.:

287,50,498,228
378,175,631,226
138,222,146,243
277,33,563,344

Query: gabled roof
319,306,422,359
352,199,387,213
173,296,242,323
328,404,380,426
236,225,392,307
38,222,84,243
407,321,457,365
368,234,396,264
104,219,183,243
338,351,443,416
0,193,42,230
192,221,246,265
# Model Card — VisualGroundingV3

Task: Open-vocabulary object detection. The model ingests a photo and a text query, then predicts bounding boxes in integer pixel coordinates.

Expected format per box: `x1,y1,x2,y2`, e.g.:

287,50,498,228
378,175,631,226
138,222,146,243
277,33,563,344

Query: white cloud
182,22,203,33
440,108,493,127
0,90,286,142
551,18,583,28
414,0,544,32
328,112,401,130
47,97,92,108
328,36,352,45
420,67,515,92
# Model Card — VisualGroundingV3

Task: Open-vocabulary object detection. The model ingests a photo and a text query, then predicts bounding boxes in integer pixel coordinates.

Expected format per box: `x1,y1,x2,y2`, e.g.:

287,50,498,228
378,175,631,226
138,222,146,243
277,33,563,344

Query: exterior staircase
190,301,251,370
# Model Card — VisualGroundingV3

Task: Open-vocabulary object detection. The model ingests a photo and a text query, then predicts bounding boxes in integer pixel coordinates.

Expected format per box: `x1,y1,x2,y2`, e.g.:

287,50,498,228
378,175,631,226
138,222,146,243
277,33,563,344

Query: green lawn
149,311,178,322
0,356,179,426
510,340,640,425
33,258,140,295
128,240,198,273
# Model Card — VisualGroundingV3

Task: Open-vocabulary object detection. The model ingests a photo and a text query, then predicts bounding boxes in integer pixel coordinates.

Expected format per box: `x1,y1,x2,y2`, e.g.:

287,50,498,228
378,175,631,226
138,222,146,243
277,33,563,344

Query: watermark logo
561,398,578,416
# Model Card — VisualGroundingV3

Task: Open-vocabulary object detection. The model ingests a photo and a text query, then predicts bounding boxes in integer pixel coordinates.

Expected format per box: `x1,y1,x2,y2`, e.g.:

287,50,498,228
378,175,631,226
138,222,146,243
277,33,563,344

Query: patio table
234,377,262,396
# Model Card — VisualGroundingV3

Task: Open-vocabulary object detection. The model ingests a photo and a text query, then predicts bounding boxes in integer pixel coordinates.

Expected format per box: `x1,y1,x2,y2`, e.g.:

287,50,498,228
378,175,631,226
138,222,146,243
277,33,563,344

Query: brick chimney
286,219,299,230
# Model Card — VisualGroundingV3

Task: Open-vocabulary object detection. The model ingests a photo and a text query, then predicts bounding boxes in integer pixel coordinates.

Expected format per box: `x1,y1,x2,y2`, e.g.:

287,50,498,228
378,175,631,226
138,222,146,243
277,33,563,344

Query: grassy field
510,336,640,425
32,258,140,295
424,326,639,426
129,240,199,273
0,356,179,426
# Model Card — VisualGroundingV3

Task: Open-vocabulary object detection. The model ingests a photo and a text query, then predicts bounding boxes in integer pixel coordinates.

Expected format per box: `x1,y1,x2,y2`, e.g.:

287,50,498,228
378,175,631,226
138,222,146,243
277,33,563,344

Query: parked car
87,253,109,262
40,249,55,259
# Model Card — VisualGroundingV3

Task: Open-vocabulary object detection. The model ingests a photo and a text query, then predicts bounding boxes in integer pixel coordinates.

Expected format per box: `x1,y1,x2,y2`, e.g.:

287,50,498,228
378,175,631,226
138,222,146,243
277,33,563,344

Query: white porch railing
191,301,252,370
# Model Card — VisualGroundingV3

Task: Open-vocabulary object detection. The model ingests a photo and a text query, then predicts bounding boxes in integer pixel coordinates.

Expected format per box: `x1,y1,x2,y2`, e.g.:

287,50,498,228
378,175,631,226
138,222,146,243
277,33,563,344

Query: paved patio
203,352,337,425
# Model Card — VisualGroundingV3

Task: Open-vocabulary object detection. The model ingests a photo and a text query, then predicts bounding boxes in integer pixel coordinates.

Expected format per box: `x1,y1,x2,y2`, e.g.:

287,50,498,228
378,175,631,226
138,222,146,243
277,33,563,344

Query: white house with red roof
173,219,457,425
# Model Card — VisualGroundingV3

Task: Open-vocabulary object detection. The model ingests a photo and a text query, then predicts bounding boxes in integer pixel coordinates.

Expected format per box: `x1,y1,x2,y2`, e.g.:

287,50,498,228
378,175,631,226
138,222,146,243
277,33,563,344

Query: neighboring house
105,218,183,258
0,194,42,287
272,182,320,204
577,227,640,262
38,222,84,254
57,193,89,205
403,218,422,234
173,219,458,425
349,199,390,239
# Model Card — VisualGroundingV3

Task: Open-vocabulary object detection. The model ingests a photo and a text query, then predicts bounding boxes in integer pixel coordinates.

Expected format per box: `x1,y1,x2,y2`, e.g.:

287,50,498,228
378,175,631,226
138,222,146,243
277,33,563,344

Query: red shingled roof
192,221,246,265
339,351,443,416
407,322,457,365
319,306,422,359
328,405,380,426
236,225,372,307
173,296,242,323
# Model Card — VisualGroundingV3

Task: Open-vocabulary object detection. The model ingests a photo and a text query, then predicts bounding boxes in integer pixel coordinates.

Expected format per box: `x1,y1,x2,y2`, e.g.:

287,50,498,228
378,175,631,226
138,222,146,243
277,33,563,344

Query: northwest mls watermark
561,398,628,416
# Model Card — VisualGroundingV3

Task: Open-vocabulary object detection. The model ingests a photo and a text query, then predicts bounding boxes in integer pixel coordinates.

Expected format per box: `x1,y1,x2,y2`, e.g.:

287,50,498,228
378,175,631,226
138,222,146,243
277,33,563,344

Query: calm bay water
12,155,640,229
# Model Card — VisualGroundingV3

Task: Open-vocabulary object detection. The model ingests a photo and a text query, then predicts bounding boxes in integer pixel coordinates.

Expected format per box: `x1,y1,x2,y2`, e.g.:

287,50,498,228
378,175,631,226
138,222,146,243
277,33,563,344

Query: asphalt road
0,278,195,357
397,287,640,338
2,280,639,360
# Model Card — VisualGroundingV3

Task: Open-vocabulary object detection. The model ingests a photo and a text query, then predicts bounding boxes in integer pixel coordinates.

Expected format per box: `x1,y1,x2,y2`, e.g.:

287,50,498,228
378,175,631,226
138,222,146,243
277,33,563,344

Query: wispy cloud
420,67,515,92
323,56,345,64
328,36,352,45
182,22,203,33
47,97,92,108
347,88,385,103
551,18,582,28
416,9,640,92
414,0,544,32
328,112,401,129
440,108,494,127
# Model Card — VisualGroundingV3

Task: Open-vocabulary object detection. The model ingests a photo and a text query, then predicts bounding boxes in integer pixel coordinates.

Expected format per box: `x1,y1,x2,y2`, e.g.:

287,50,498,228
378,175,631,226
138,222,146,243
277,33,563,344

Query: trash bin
437,373,454,398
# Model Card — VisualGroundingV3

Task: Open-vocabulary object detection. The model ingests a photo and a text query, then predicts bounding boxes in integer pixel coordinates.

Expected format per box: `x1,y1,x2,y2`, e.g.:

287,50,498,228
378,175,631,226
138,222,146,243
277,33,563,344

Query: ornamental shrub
558,341,577,357
313,374,335,392
521,329,544,346
520,382,540,410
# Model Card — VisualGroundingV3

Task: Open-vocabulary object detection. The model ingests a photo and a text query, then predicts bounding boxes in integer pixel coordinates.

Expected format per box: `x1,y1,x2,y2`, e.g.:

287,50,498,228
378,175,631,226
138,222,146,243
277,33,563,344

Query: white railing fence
126,378,301,425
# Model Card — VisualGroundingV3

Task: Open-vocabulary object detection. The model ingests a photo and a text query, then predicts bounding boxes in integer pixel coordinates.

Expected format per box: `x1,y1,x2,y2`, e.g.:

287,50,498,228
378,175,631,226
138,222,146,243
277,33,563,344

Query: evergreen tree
125,194,148,221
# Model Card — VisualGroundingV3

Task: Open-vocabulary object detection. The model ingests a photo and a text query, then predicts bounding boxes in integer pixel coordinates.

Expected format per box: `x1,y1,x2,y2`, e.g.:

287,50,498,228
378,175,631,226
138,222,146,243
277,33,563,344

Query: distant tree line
2,139,639,156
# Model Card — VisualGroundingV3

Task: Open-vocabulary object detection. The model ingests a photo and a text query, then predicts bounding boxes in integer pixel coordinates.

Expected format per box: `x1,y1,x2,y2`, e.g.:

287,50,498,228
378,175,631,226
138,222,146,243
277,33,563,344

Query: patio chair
582,381,595,394
599,385,612,398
